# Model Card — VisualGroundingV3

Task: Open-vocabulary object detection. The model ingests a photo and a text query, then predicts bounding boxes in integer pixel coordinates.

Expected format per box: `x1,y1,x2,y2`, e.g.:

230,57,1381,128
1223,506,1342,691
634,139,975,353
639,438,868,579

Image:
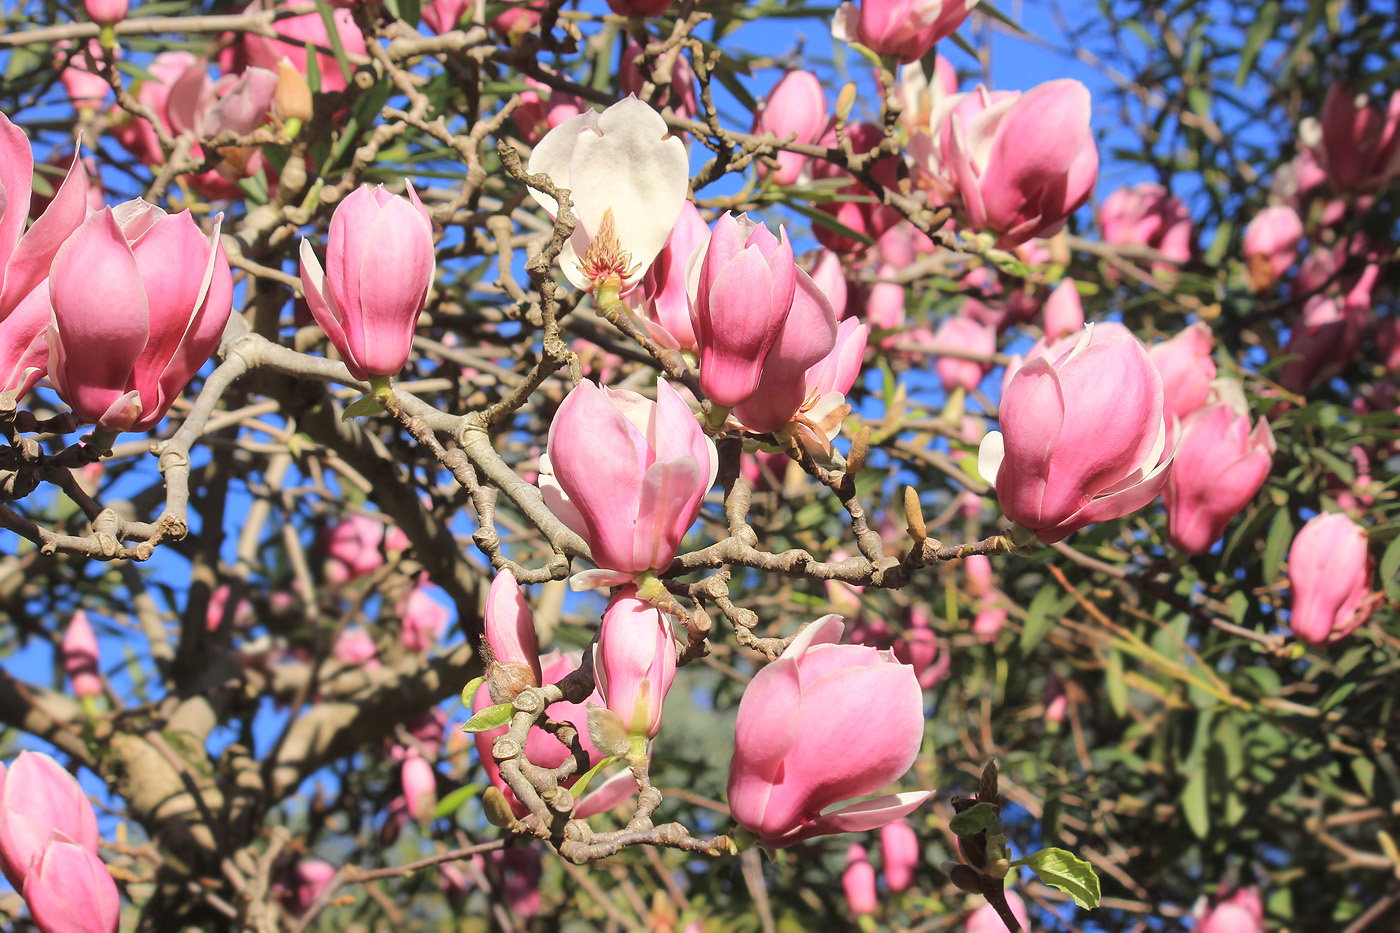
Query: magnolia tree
0,0,1395,929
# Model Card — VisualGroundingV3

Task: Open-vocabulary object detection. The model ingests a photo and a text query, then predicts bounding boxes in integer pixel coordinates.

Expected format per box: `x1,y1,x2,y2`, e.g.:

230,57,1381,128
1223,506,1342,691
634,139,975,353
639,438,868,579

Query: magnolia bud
275,58,314,132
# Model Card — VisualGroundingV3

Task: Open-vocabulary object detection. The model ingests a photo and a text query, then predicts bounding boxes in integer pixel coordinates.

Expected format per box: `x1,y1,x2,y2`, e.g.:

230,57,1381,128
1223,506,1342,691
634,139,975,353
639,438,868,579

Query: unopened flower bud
274,58,313,127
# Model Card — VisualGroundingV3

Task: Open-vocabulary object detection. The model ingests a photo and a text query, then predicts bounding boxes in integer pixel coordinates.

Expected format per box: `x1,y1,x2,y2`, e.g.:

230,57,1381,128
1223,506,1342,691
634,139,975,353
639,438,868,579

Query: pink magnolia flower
58,40,115,109
489,848,543,919
1288,513,1375,644
421,0,468,32
590,588,677,747
472,652,636,819
231,1,368,95
1313,83,1400,193
84,0,128,25
691,213,803,406
880,818,920,893
489,2,542,39
23,839,120,933
1148,322,1217,426
1276,293,1369,393
332,629,379,667
811,122,904,256
743,315,866,456
1043,279,1085,342
933,315,996,392
932,80,1098,247
512,77,586,146
399,582,450,654
539,379,717,590
978,325,1172,543
639,199,709,352
620,42,697,121
283,859,336,916
1200,887,1264,933
1164,395,1274,555
528,97,689,293
483,569,542,702
752,71,828,186
807,250,848,319
1099,182,1194,269
0,113,91,401
724,254,845,440
972,601,1007,641
48,201,233,433
832,0,979,64
964,554,993,598
401,754,437,822
727,615,932,848
843,844,878,916
965,891,1030,933
893,606,948,689
897,55,959,136
64,611,103,699
1243,205,1304,292
324,514,395,583
300,183,435,383
0,751,101,891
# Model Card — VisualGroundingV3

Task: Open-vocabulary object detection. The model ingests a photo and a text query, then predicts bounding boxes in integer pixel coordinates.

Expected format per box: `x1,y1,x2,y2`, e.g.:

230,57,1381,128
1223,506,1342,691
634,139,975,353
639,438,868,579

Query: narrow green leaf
461,702,514,733
1021,847,1101,909
569,756,619,799
1262,508,1293,586
1182,767,1210,838
1378,534,1400,603
460,676,486,707
784,199,876,246
1234,2,1279,86
948,801,1000,837
1019,586,1060,652
314,0,354,85
398,0,422,28
341,395,382,421
433,783,479,820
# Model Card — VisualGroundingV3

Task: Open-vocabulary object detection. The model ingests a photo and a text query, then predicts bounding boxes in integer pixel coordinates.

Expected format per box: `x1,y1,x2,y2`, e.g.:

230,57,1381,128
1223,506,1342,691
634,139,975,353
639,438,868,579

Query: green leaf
1019,586,1060,652
398,0,422,28
569,756,619,799
461,702,514,733
1182,767,1210,838
314,0,354,85
460,676,486,707
1018,848,1100,910
1262,508,1293,586
949,801,1001,837
783,199,876,247
1379,534,1400,603
433,783,480,820
341,395,382,421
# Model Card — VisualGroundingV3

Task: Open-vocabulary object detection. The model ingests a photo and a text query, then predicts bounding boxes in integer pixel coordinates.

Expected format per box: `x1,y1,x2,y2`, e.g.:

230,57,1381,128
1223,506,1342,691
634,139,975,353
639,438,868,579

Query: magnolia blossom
590,588,677,749
880,818,920,893
1043,279,1085,342
528,97,689,292
1149,322,1217,426
0,112,91,400
1200,887,1265,933
1287,513,1374,644
832,0,979,64
752,70,828,185
299,184,436,382
1310,83,1400,192
932,315,996,392
1164,388,1275,555
639,199,709,351
1099,182,1194,269
727,615,932,847
1243,205,1304,291
64,611,103,699
48,201,234,433
619,41,697,121
843,844,878,916
979,325,1172,543
0,751,101,891
230,1,368,95
539,380,717,590
483,569,542,703
23,840,120,933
